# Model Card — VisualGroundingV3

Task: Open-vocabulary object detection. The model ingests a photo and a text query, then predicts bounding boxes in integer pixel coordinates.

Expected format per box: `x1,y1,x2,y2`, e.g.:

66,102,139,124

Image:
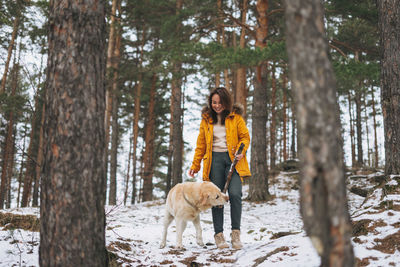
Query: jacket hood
201,103,244,119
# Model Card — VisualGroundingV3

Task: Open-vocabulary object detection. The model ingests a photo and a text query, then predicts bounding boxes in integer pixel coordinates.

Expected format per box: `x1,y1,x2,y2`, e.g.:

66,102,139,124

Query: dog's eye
216,195,219,199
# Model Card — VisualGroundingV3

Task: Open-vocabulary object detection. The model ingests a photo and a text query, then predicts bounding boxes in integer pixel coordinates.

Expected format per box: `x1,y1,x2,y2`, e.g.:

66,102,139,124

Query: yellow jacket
190,104,251,181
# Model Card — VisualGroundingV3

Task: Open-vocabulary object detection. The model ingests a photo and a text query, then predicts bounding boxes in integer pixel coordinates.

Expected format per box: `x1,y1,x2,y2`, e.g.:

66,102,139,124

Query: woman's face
211,94,224,114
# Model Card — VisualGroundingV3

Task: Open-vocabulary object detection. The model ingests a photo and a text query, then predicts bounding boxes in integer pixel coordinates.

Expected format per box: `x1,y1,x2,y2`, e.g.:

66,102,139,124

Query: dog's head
199,181,229,209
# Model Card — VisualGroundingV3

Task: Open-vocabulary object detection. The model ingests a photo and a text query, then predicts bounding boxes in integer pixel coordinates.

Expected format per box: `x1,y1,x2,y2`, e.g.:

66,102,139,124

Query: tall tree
235,0,249,117
142,73,157,201
248,0,270,201
284,0,354,265
0,63,19,209
108,4,122,205
0,2,20,95
40,1,107,265
377,0,400,175
171,0,184,187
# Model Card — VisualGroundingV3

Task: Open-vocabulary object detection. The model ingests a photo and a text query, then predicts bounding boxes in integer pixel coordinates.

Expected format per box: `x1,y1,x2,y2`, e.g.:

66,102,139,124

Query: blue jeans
210,152,242,234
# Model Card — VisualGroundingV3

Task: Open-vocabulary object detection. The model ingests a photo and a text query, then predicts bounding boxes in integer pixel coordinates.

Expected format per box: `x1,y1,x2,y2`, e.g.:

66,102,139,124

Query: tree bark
0,64,19,209
131,30,146,205
171,0,184,187
235,0,249,117
270,64,277,169
32,101,45,207
248,0,270,202
347,91,356,167
40,1,107,266
282,70,288,161
355,84,363,167
284,0,355,266
377,0,400,175
371,89,379,168
142,74,157,202
0,13,20,94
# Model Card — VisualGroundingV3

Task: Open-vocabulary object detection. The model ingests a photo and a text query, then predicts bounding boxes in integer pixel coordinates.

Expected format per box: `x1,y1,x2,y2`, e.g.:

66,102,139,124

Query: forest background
0,0,382,208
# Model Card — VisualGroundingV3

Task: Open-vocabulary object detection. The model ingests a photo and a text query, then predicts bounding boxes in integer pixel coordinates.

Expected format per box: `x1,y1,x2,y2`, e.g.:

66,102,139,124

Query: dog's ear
200,192,210,206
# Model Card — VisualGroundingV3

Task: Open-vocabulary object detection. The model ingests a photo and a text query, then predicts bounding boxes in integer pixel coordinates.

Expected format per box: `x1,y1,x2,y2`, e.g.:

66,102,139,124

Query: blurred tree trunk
270,64,277,169
171,0,184,187
40,1,107,265
0,11,19,95
284,0,355,266
105,0,120,204
215,0,223,88
142,74,157,201
248,0,270,202
290,93,296,159
282,70,288,161
123,133,132,205
109,28,122,205
131,30,146,205
377,0,400,175
32,101,45,207
17,125,27,207
235,0,249,117
0,64,19,209
363,94,371,166
371,90,379,168
108,0,122,205
347,91,356,167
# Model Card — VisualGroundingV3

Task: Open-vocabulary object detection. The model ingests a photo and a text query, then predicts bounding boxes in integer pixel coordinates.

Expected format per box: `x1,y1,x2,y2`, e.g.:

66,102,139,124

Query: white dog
160,181,228,249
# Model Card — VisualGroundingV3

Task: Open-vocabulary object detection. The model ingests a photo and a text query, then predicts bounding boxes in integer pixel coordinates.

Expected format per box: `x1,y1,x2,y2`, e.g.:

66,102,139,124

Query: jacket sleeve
191,119,207,172
236,115,250,154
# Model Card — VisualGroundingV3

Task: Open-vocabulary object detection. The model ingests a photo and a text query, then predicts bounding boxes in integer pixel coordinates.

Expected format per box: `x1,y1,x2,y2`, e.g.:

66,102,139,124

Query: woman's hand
235,153,244,161
188,169,197,177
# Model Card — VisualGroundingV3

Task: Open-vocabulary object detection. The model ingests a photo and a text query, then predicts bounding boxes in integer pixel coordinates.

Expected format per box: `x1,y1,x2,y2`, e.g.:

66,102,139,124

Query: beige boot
214,232,229,249
231,230,243,249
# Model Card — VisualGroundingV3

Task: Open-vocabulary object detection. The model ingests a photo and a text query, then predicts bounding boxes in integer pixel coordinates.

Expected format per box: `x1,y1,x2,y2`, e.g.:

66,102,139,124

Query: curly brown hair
207,87,232,125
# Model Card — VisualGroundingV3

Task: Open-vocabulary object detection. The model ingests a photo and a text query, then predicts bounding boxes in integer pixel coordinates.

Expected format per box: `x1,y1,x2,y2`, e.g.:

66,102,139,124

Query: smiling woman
188,87,251,250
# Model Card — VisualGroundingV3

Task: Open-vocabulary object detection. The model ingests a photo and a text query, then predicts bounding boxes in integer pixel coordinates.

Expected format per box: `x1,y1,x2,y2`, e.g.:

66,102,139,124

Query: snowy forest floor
1,170,400,266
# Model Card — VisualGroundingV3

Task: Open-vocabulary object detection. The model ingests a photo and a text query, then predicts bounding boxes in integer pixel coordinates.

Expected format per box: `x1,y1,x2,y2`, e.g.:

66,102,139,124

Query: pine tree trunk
0,14,19,94
235,0,249,117
40,1,107,266
107,0,122,206
17,126,27,207
355,87,363,167
221,26,231,92
6,133,15,209
284,0,355,265
0,64,19,209
270,64,277,169
347,91,356,167
171,0,184,187
363,94,371,166
32,102,45,207
377,0,400,175
290,94,297,159
371,90,379,168
131,30,146,204
282,71,288,161
248,0,270,202
142,74,157,202
124,133,132,205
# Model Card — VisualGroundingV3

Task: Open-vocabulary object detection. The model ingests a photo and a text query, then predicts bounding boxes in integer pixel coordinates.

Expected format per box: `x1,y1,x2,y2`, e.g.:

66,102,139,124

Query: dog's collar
182,189,200,211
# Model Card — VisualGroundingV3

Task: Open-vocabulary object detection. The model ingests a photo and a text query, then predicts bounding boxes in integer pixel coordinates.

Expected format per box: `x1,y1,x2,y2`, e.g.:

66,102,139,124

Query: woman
188,87,251,249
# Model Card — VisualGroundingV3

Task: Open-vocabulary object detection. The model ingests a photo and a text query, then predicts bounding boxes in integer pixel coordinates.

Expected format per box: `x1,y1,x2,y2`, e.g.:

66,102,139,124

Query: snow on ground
1,171,400,266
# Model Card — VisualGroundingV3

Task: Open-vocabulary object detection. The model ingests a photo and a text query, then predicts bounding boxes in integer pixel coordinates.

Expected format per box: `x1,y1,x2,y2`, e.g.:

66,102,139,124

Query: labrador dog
160,181,228,249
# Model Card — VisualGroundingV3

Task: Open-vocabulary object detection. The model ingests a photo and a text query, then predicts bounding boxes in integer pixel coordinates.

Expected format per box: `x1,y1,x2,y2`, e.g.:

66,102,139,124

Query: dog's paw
160,242,166,249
